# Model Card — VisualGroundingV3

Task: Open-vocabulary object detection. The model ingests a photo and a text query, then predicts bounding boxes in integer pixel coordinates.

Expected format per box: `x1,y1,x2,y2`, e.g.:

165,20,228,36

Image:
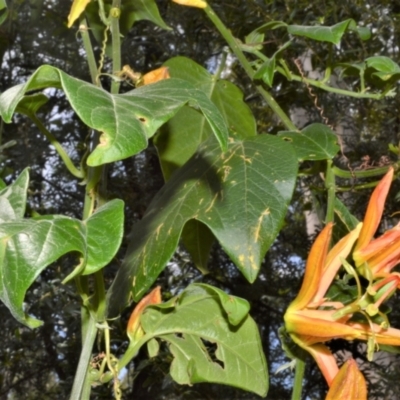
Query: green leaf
356,26,371,41
287,19,357,45
244,30,265,51
181,220,213,274
254,41,291,87
193,284,250,325
334,198,359,232
277,123,339,161
155,57,256,273
0,168,29,223
254,57,276,87
0,0,8,26
83,199,124,275
366,56,400,81
0,172,125,327
156,56,256,180
85,0,170,56
0,65,228,166
107,134,297,313
246,21,288,37
0,215,87,328
119,0,171,32
15,93,49,118
141,284,268,397
147,338,160,358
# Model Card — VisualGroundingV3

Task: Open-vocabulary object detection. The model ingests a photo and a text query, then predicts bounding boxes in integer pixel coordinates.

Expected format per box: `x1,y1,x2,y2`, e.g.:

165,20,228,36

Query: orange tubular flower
284,223,364,385
353,167,400,277
127,286,162,343
285,166,400,390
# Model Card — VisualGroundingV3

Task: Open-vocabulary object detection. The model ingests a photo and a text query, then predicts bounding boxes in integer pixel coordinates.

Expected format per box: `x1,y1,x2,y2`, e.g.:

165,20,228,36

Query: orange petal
354,224,400,273
313,223,362,303
139,67,170,86
127,286,162,342
285,311,361,342
289,223,333,311
355,167,393,252
326,359,367,399
347,322,400,346
291,336,339,386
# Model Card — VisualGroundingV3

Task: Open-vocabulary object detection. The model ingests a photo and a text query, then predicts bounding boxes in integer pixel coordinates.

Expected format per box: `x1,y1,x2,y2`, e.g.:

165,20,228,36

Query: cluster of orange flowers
284,167,400,398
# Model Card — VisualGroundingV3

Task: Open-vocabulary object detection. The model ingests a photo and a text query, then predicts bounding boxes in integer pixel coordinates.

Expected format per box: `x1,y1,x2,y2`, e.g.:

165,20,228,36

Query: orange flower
284,223,364,385
285,187,400,387
326,359,367,400
127,286,162,343
353,167,400,277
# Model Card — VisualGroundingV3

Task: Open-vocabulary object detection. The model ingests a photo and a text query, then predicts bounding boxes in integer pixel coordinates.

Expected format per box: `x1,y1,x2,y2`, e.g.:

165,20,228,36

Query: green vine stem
79,17,99,87
70,6,115,398
30,115,84,179
110,0,121,95
276,66,391,100
332,164,393,179
203,5,297,131
69,316,98,400
325,159,336,224
291,358,306,400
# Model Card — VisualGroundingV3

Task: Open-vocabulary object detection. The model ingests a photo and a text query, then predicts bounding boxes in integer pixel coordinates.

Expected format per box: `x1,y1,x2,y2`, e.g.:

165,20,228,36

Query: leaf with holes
139,284,268,396
278,123,339,161
107,134,297,314
0,65,228,166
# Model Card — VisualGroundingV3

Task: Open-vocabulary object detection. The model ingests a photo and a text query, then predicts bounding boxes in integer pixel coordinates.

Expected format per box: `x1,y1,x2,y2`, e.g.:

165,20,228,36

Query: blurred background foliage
1,0,400,399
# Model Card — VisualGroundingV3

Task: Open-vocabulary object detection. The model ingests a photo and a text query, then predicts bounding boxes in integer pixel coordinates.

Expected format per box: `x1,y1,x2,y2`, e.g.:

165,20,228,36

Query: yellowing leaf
172,0,207,9
67,0,91,28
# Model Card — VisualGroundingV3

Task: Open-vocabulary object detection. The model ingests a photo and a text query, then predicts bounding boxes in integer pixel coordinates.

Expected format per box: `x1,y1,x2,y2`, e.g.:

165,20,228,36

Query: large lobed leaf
107,134,297,314
140,284,268,397
0,65,228,166
0,171,124,328
155,56,257,272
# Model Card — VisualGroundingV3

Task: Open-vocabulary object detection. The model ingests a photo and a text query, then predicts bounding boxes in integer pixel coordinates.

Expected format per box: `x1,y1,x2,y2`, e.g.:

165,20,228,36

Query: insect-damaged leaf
107,134,297,314
139,284,268,397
